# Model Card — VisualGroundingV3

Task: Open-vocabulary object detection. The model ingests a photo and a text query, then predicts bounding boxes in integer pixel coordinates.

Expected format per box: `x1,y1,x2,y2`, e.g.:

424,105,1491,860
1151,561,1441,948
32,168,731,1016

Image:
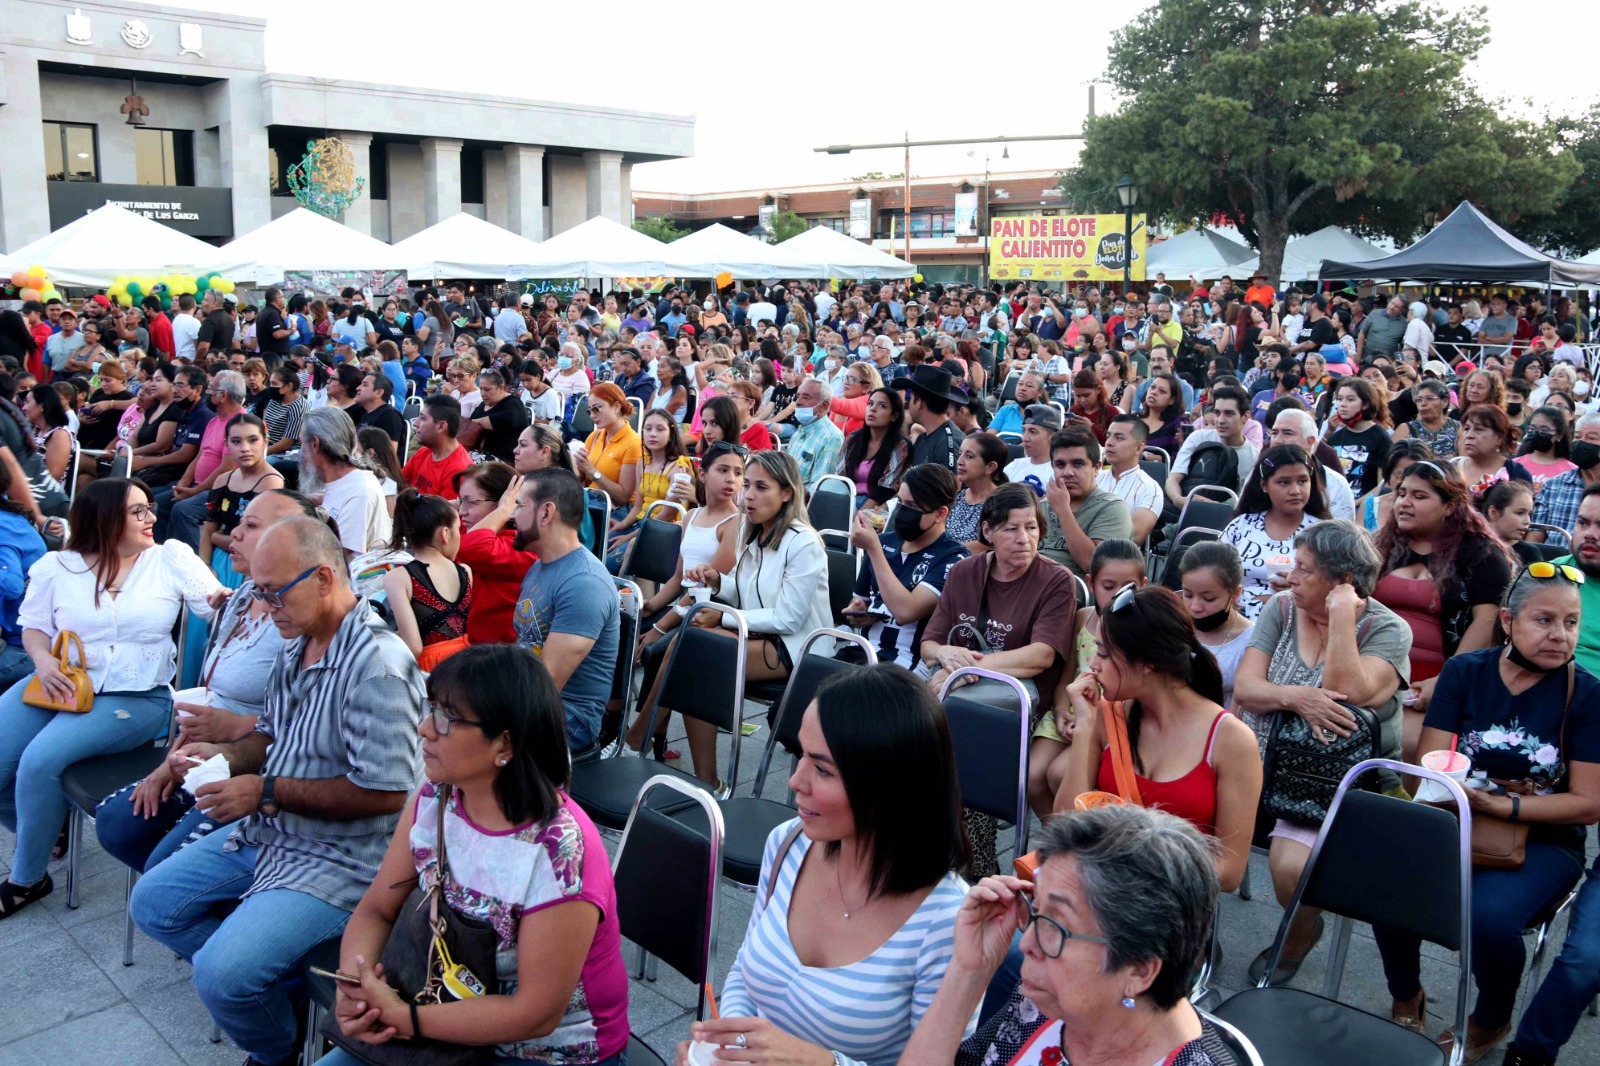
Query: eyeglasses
127,504,157,520
1015,887,1108,959
455,495,492,510
704,440,750,458
248,565,319,609
426,699,490,737
1525,561,1585,585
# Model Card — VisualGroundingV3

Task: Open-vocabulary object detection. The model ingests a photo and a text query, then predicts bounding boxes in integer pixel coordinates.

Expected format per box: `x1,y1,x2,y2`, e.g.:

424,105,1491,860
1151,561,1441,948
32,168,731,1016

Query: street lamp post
1114,174,1139,294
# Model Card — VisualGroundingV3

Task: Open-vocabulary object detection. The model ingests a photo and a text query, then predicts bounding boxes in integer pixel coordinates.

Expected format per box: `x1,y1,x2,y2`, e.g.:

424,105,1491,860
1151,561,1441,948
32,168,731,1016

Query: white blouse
19,540,223,692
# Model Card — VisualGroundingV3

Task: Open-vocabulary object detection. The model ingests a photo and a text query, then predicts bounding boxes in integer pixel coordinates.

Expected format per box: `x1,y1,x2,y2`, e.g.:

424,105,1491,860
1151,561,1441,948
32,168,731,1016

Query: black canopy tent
1318,201,1600,288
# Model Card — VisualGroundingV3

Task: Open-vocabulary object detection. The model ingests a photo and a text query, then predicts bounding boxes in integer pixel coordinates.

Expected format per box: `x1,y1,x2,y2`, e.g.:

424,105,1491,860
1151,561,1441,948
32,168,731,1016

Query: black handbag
1261,700,1382,826
322,784,499,1066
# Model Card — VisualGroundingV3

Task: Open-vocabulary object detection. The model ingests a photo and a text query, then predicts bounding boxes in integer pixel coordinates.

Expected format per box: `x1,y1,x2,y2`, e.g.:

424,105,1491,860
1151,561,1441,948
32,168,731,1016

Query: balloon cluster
106,272,236,310
5,266,59,303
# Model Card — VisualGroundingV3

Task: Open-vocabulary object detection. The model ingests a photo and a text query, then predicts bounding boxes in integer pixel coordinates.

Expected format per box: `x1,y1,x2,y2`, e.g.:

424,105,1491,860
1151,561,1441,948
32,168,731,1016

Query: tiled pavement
3,716,1596,1066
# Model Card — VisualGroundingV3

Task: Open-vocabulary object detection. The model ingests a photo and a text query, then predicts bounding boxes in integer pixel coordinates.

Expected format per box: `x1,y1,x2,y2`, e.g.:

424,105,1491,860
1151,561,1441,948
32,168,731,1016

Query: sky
166,0,1600,194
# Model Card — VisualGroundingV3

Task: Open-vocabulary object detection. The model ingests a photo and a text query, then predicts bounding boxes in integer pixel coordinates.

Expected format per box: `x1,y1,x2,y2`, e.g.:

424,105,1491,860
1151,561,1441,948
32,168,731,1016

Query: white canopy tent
663,223,800,278
773,226,916,279
389,212,545,279
512,216,671,278
211,208,404,279
1242,226,1389,284
4,204,220,287
1144,227,1254,283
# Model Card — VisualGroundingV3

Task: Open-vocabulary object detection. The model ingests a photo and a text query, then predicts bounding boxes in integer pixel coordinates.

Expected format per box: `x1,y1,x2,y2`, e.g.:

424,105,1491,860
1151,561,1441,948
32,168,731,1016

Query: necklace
834,856,864,920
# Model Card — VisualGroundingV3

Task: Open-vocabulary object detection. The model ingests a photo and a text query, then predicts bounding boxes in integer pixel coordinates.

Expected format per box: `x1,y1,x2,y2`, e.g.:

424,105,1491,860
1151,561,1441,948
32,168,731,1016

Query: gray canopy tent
1318,201,1600,288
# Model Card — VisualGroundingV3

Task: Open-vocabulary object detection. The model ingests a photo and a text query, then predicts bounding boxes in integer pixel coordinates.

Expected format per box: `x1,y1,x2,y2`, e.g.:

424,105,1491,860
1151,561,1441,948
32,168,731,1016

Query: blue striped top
722,819,976,1066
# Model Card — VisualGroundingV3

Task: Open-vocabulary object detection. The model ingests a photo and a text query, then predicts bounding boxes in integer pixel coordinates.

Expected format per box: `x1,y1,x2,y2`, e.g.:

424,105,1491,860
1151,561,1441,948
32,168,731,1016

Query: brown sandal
1391,989,1427,1034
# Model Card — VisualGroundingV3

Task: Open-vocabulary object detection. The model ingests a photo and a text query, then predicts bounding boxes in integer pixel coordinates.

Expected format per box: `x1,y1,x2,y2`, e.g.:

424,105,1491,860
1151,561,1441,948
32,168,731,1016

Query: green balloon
160,295,172,311
195,275,209,292
126,282,143,298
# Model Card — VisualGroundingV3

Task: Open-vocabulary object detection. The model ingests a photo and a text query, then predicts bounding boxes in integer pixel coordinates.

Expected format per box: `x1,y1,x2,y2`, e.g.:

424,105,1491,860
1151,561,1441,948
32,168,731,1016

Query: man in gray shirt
131,517,425,1066
1356,295,1409,360
1476,292,1518,358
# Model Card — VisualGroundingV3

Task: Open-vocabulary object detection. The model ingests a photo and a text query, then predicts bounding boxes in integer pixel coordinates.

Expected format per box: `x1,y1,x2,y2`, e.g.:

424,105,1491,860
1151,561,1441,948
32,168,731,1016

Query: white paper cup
686,1041,722,1066
1422,749,1471,785
691,586,713,605
172,686,210,718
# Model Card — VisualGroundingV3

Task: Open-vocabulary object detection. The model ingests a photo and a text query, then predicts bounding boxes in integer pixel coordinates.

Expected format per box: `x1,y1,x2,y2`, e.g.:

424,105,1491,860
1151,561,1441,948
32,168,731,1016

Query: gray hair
1021,369,1047,388
781,323,800,338
257,516,349,589
806,378,833,404
211,369,246,406
1295,519,1382,598
1035,805,1217,1009
1575,412,1600,435
1414,378,1451,403
1272,407,1318,442
301,404,358,466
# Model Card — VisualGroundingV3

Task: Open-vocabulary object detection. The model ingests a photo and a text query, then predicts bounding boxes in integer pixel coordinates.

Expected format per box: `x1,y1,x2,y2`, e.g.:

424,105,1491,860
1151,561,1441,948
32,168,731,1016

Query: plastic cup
1073,790,1126,811
172,686,210,719
1422,749,1471,786
863,508,888,532
691,586,712,605
686,1041,722,1066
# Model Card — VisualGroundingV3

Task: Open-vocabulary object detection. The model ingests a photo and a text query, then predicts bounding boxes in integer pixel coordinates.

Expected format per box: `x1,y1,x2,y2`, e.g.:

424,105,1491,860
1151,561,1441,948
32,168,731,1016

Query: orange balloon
26,274,46,291
19,288,40,302
9,271,27,288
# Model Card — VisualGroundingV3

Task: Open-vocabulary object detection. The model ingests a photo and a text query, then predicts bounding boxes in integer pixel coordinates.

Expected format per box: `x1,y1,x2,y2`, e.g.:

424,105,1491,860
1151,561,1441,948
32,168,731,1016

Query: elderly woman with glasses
1232,519,1413,987
1376,562,1600,1062
829,362,884,437
0,478,225,918
900,805,1244,1066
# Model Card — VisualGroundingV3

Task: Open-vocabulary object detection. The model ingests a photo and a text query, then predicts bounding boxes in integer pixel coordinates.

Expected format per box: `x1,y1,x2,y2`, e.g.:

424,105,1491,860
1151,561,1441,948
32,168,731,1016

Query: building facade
633,170,1077,284
0,0,693,250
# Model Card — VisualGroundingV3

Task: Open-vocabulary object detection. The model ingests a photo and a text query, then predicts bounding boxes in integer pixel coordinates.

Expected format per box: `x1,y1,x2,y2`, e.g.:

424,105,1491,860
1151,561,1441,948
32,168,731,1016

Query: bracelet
651,623,668,636
1509,793,1521,821
410,1000,422,1040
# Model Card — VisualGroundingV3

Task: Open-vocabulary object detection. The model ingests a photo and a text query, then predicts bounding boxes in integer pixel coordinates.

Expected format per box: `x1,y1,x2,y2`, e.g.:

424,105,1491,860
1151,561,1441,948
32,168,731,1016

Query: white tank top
680,509,740,574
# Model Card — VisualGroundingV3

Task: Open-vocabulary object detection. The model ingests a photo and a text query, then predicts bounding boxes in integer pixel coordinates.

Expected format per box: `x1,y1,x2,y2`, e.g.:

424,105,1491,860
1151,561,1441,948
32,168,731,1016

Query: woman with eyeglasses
1393,378,1462,460
0,478,225,919
1054,584,1261,891
1374,458,1515,754
901,805,1241,1066
1222,445,1330,621
828,361,883,437
1374,563,1600,1061
573,383,640,513
323,644,628,1065
453,462,540,645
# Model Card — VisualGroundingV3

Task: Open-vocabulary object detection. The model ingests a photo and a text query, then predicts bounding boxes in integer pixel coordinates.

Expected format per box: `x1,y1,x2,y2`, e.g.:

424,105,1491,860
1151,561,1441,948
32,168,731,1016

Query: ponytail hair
1098,585,1225,774
392,488,458,551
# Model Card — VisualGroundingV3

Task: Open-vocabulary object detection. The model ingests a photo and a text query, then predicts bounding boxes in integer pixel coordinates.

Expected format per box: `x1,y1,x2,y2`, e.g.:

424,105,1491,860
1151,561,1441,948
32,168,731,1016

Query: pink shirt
195,414,229,484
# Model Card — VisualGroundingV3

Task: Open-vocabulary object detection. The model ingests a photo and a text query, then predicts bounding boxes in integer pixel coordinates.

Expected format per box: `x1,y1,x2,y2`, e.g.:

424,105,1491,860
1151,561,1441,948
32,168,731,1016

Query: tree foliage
768,210,809,244
633,215,687,242
1513,105,1600,257
1061,0,1579,280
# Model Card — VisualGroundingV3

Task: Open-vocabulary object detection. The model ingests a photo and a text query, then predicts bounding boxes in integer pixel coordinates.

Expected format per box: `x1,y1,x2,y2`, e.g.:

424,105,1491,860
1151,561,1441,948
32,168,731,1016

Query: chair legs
302,1000,326,1066
1320,914,1355,1000
1237,861,1253,901
210,1022,222,1044
123,867,139,966
65,807,85,909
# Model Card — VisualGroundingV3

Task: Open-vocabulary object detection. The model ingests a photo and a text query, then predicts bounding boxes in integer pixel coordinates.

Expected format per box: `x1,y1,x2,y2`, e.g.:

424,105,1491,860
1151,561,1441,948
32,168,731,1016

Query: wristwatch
257,774,280,819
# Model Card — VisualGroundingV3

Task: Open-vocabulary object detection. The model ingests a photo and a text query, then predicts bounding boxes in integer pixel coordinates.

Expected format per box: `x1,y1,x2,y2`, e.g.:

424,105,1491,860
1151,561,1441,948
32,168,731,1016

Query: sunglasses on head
1108,582,1141,615
1524,561,1585,585
704,440,749,459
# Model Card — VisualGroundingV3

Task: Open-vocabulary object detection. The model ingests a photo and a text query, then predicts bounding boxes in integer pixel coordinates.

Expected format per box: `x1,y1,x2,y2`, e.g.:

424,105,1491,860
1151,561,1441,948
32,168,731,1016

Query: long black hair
814,664,970,898
841,387,906,494
392,488,457,551
426,644,569,825
1234,444,1328,521
1098,585,1225,775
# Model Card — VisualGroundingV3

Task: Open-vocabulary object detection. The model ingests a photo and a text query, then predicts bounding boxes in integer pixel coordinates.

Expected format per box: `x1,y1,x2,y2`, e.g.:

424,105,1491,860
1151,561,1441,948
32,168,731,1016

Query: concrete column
620,161,634,224
336,131,373,235
503,144,546,241
548,155,586,236
583,150,624,223
0,52,52,248
214,77,271,238
420,138,463,226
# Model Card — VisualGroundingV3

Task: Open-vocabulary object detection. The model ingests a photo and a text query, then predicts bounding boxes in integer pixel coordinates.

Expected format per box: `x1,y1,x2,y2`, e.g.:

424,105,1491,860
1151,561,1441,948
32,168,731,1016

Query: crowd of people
0,271,1598,1066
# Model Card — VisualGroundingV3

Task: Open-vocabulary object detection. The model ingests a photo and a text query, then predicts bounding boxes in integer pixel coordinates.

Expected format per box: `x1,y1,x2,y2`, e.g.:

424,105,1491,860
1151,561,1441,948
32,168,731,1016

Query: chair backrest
1141,445,1172,467
1006,441,1025,464
752,629,876,793
1198,1011,1265,1066
1174,495,1235,540
645,604,752,786
1070,573,1091,609
1000,370,1020,406
570,399,595,439
610,578,642,706
584,488,609,557
1139,458,1169,490
1161,526,1224,590
1528,522,1571,548
825,549,858,625
403,397,423,421
613,775,723,1021
621,516,683,586
808,474,854,540
940,668,1032,857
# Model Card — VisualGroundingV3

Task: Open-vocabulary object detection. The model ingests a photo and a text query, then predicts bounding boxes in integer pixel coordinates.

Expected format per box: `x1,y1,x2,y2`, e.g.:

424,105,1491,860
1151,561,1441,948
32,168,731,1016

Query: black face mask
1525,429,1555,452
1572,440,1600,470
892,504,929,542
1192,608,1232,632
1506,402,1523,416
1505,644,1571,675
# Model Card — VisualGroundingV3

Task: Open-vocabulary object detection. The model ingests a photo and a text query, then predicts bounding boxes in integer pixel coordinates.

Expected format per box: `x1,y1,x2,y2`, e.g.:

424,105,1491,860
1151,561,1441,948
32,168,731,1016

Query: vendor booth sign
988,213,1146,283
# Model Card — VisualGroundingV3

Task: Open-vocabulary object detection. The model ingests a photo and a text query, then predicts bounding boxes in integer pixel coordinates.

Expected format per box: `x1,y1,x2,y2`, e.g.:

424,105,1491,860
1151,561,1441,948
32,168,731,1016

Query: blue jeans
166,490,211,550
95,779,222,873
129,829,351,1064
319,1048,626,1066
1514,852,1600,1058
1373,839,1586,1030
0,644,30,691
0,678,171,885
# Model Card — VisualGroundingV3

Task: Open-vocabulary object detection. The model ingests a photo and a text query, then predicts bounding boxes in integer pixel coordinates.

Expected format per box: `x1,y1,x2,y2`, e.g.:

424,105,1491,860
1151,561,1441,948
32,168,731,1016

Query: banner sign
988,213,1146,282
48,182,234,239
281,270,410,297
848,198,872,239
954,192,979,237
516,279,586,298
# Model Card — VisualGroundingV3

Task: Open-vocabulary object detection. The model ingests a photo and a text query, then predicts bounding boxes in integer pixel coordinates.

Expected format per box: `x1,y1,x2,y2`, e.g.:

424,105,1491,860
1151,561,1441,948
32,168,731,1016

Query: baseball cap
1423,359,1452,379
223,292,239,306
519,293,535,306
1023,404,1064,431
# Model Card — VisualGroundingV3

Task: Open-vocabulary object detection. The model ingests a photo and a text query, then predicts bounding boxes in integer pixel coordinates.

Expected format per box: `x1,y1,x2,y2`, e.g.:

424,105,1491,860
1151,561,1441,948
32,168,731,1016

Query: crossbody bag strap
762,822,805,910
1102,700,1143,807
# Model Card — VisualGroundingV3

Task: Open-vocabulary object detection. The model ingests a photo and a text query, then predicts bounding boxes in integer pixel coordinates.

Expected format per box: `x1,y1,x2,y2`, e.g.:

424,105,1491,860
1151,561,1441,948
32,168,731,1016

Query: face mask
1505,643,1571,675
1577,381,1592,397
1073,307,1088,319
823,358,837,371
703,300,715,311
1506,402,1523,416
1192,608,1231,632
794,407,817,426
1572,440,1600,470
557,356,573,371
891,503,928,541
1113,304,1125,315
1525,429,1555,452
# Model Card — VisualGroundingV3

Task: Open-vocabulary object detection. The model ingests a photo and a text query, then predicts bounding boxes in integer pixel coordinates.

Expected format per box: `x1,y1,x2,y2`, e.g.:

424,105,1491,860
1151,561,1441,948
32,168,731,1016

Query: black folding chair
674,629,875,887
1213,758,1474,1066
809,474,855,552
620,514,684,587
614,775,724,1065
1198,1011,1266,1066
569,604,751,828
999,370,1021,406
592,577,645,764
585,488,611,558
939,668,1033,861
825,548,859,626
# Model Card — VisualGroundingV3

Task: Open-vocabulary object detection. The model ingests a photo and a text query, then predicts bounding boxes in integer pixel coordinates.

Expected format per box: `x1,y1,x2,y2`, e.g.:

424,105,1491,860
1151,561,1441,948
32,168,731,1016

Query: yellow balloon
913,273,924,283
217,278,236,295
117,293,133,308
28,265,45,278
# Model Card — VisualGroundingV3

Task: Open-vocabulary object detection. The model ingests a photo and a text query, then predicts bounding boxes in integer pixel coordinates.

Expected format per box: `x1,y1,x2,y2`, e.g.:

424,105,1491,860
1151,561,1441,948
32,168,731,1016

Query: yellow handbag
21,631,95,713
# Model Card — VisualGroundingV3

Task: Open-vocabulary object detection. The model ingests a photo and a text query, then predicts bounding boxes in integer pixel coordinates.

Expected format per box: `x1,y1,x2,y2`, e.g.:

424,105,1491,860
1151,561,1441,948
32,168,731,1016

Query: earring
496,758,508,766
1121,997,1136,1009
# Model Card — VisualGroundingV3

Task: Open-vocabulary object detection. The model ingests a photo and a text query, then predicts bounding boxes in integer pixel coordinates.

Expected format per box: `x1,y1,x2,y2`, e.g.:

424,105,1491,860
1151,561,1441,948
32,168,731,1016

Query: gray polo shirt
229,600,425,910
1357,309,1407,356
1041,486,1135,577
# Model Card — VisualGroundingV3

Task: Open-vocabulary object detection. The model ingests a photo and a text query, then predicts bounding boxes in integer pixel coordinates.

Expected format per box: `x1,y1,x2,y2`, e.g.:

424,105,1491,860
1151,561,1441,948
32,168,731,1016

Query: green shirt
1041,487,1134,578
1557,554,1600,676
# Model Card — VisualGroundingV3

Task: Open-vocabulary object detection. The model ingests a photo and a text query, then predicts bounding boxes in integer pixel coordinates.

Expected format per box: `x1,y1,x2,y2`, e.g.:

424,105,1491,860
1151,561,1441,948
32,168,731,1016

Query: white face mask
1576,380,1592,397
704,300,715,311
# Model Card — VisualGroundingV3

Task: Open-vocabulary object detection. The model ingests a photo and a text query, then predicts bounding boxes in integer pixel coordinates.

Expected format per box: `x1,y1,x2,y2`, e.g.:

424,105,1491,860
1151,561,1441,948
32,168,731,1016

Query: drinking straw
705,983,719,1020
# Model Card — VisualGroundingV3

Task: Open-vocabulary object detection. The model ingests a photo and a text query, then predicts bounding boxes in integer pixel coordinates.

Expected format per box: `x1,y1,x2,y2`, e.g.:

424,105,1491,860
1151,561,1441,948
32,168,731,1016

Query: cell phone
308,965,362,985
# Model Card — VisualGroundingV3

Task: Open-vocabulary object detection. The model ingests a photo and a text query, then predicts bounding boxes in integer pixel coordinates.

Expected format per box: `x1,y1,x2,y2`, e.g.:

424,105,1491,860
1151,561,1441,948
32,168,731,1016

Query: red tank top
1373,572,1445,682
1096,713,1227,835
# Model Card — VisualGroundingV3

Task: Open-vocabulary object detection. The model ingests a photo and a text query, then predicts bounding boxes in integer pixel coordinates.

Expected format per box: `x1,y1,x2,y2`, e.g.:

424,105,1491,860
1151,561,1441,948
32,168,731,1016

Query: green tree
768,210,809,243
1065,0,1579,281
1513,105,1600,257
633,215,687,242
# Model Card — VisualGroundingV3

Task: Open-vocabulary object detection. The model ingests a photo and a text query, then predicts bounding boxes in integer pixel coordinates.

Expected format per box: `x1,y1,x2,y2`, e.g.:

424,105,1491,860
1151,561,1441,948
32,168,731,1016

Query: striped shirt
226,599,425,910
722,820,975,1066
263,395,307,447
